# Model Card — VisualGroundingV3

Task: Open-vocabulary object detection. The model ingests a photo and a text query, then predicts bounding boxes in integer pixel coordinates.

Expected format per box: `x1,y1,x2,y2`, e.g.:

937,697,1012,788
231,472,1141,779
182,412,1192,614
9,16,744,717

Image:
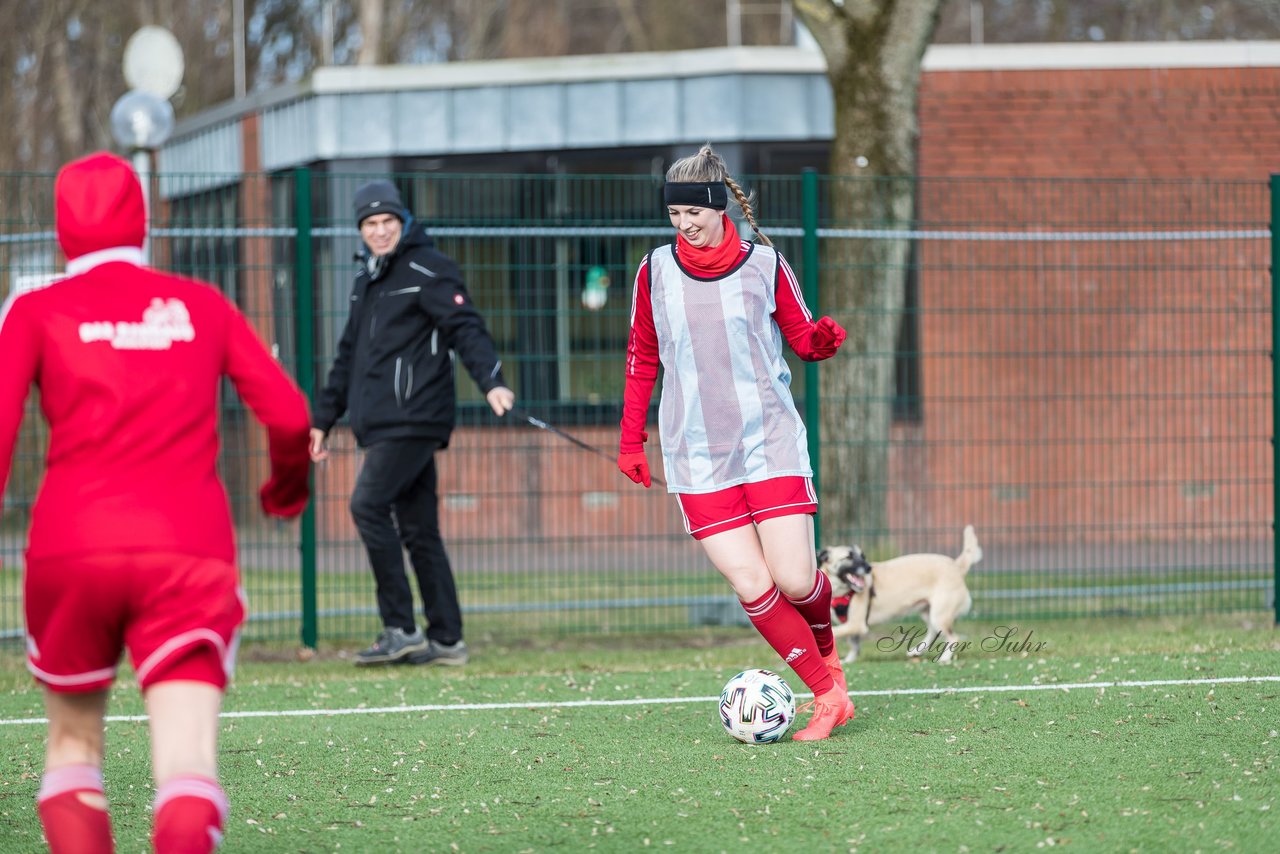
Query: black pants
349,437,462,643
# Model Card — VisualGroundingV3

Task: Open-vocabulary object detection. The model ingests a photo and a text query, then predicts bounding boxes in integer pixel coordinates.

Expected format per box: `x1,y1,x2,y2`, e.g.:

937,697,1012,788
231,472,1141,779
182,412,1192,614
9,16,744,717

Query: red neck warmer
676,215,743,277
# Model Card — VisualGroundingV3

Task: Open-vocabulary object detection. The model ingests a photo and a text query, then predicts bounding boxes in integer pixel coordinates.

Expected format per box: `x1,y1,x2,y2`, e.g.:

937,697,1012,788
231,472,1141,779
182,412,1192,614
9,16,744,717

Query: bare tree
791,0,944,545
355,0,385,64
0,0,250,173
4,2,1274,175
934,0,1280,44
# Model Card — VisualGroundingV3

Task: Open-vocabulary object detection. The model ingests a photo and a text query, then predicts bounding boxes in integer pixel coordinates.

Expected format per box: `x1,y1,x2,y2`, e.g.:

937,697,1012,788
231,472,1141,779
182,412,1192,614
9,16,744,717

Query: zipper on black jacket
394,357,403,407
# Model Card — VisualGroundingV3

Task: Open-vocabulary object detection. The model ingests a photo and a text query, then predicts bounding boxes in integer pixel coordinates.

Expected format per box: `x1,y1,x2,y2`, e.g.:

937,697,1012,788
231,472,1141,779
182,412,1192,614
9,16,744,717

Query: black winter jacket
313,219,506,448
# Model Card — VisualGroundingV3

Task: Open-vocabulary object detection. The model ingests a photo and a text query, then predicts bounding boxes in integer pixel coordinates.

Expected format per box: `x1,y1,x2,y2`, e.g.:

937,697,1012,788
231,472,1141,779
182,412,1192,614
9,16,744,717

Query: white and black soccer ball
718,668,796,744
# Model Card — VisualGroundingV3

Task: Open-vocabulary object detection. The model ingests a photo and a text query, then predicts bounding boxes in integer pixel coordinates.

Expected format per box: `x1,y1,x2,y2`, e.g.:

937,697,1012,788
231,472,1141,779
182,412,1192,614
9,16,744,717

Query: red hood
55,151,146,261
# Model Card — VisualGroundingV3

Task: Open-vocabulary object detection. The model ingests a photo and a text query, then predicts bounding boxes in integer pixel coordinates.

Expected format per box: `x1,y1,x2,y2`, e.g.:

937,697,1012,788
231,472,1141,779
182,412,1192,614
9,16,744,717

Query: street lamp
109,89,174,263
110,26,184,264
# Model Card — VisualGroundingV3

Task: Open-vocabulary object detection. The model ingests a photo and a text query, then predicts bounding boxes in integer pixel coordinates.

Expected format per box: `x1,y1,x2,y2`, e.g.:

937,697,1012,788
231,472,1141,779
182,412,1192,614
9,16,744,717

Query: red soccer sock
38,764,114,854
153,775,228,854
783,572,836,658
741,586,836,697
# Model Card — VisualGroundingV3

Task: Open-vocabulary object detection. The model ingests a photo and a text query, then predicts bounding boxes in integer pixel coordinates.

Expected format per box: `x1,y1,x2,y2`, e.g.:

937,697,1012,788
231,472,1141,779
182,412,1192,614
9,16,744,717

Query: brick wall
893,60,1276,544
918,65,1280,179
313,424,683,544
315,57,1277,550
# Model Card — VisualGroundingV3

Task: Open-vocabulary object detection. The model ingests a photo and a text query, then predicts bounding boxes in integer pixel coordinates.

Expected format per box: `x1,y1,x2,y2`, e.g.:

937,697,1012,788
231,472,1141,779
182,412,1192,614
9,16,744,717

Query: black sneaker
407,639,469,666
354,627,428,666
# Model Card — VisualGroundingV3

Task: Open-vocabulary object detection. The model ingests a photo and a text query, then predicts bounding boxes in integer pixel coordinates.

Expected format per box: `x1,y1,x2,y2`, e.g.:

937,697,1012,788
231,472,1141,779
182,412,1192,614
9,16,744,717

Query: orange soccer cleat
792,688,854,741
821,650,856,723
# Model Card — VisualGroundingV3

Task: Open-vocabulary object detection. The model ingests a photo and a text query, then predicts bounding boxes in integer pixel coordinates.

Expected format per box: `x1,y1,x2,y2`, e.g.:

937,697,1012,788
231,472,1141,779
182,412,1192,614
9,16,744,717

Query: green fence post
294,167,318,648
1272,175,1280,627
802,168,821,548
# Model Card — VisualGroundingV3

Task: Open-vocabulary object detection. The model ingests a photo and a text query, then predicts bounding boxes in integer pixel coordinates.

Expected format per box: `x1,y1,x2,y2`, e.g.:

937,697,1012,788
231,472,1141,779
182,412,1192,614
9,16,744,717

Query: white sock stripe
788,573,828,607
742,587,781,617
38,764,104,800
155,777,229,821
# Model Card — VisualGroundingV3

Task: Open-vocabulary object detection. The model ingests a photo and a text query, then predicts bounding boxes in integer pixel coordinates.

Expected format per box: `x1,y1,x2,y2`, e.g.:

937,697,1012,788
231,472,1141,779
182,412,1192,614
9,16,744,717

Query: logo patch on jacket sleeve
454,294,465,305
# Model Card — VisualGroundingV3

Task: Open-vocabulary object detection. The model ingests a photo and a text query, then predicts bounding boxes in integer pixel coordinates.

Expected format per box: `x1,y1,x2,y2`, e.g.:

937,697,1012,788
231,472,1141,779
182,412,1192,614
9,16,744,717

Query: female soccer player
617,144,853,741
0,152,312,852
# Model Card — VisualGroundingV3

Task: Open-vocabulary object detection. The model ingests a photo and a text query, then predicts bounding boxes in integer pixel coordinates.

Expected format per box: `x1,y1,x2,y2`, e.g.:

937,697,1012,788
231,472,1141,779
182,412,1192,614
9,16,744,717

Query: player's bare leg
40,689,114,852
146,681,227,853
758,516,855,729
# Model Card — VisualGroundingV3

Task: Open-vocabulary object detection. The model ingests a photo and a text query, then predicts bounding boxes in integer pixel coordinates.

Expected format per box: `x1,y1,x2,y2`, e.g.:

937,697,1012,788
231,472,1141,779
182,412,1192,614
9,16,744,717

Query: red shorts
675,476,817,540
24,552,245,693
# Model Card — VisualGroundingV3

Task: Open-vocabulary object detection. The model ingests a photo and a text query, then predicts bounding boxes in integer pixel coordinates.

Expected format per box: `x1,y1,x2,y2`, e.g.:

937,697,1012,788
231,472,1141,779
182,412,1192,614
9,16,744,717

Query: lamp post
109,89,175,264
112,26,184,264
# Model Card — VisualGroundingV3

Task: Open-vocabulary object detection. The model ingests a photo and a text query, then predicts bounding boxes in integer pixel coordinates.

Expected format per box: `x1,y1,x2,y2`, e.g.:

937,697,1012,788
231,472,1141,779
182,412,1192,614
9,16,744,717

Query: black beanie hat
354,180,406,226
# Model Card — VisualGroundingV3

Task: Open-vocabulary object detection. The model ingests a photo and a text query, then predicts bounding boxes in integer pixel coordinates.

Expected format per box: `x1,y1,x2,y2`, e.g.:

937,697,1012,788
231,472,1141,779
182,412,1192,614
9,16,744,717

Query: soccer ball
718,668,796,744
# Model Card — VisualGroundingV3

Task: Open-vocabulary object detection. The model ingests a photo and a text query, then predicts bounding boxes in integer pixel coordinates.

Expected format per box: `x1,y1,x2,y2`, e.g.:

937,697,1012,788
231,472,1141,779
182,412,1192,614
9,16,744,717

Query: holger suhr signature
876,624,1047,661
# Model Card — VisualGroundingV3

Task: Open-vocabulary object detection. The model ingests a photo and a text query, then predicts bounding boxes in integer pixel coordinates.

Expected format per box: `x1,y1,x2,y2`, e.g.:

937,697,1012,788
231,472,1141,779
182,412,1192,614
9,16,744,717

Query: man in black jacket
310,180,515,666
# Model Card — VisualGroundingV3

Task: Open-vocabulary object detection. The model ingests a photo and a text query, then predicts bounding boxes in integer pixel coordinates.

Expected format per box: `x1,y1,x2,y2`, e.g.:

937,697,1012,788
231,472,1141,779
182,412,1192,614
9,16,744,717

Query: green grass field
0,613,1277,853
2,560,1273,643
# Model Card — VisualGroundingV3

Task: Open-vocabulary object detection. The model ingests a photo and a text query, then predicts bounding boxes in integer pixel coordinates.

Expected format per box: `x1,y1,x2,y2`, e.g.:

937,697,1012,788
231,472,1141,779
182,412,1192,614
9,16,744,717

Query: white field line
1,674,1277,728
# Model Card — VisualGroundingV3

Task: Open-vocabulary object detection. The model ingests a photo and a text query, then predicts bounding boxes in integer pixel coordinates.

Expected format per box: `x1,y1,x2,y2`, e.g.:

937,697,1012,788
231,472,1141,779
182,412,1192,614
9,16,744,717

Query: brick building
156,41,1278,556
900,41,1276,549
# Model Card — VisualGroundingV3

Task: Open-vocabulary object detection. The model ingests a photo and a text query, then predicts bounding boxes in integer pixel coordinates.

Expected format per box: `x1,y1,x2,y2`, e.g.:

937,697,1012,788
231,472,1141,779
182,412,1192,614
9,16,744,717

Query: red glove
619,430,648,455
260,475,310,519
617,452,651,488
809,316,847,358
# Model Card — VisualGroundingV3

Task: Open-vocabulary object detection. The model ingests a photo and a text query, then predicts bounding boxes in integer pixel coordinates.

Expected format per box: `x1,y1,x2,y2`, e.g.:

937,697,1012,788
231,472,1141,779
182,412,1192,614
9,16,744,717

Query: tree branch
356,0,385,65
880,1,944,86
791,0,848,69
46,2,85,159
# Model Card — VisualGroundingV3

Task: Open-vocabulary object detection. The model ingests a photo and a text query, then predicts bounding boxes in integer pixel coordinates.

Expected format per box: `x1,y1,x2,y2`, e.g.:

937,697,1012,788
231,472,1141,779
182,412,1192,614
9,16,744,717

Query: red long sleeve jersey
0,262,311,562
620,240,824,452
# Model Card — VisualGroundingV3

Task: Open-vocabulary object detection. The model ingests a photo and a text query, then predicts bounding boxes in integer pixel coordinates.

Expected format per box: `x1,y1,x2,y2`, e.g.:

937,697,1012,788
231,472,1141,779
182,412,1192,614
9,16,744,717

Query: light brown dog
819,525,982,663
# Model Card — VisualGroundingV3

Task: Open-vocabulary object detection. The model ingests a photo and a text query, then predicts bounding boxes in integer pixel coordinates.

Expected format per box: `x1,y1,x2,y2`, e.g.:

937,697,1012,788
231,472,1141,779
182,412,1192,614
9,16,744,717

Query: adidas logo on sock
785,646,806,663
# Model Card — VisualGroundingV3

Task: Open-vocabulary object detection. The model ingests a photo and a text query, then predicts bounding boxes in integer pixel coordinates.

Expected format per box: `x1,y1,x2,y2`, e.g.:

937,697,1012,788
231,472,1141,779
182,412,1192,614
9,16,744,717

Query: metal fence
0,169,1274,646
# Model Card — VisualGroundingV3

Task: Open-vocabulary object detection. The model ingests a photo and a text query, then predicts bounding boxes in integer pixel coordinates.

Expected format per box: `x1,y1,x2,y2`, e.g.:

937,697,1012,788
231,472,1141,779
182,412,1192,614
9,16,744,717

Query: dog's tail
955,524,983,575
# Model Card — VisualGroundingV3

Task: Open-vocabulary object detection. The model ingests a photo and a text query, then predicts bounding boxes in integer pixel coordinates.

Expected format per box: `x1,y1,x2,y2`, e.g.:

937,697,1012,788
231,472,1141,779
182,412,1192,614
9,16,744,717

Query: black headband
663,182,729,210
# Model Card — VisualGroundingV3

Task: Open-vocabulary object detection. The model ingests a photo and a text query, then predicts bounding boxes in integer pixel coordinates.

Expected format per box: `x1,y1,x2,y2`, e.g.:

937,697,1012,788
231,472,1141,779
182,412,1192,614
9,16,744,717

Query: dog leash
511,406,666,487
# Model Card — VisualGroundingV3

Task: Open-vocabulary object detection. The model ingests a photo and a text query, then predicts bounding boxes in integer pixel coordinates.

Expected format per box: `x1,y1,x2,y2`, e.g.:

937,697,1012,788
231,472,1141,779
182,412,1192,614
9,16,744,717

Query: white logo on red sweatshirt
79,298,196,350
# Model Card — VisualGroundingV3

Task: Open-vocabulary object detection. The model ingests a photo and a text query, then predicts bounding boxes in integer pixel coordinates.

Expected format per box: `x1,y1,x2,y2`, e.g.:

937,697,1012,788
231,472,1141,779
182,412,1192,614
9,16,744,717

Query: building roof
924,40,1280,72
159,40,1280,181
160,45,833,178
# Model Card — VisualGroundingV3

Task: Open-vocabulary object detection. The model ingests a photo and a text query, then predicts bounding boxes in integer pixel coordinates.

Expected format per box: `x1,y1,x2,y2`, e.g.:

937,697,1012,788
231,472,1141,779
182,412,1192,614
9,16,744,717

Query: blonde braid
665,143,771,246
724,175,771,247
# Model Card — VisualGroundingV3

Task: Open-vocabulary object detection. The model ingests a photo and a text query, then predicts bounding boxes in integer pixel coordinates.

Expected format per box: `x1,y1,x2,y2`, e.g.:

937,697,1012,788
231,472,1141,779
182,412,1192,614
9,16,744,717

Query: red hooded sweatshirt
0,151,311,562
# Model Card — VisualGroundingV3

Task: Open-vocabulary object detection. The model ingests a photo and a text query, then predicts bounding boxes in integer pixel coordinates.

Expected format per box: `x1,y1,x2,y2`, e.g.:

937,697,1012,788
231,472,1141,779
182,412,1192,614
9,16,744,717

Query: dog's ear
816,547,829,567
